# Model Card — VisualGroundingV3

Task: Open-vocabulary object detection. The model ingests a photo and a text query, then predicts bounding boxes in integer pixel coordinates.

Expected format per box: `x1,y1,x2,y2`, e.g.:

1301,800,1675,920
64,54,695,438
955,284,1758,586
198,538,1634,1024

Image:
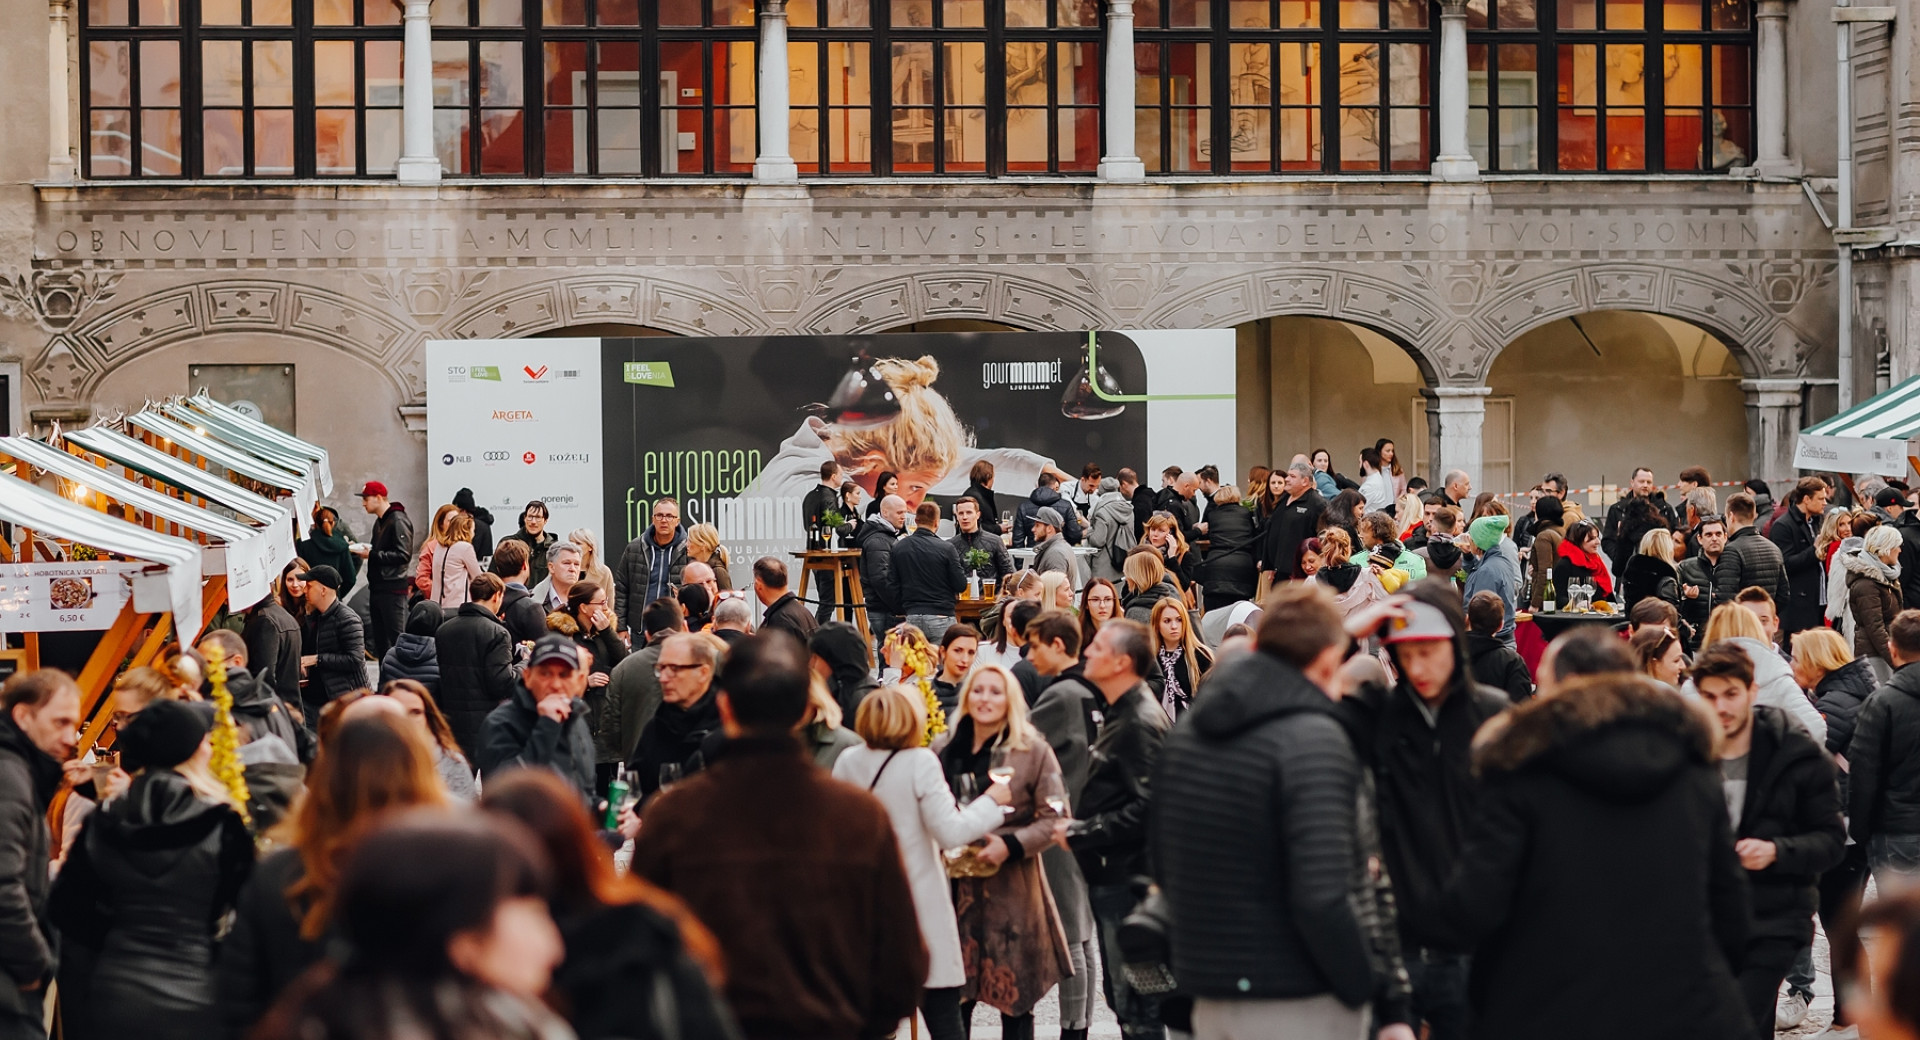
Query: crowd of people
20,437,1920,1040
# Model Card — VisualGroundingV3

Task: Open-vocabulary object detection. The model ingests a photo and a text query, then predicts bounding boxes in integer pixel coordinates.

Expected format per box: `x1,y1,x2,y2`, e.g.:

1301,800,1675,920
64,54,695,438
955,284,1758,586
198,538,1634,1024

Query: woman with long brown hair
215,713,447,1037
379,678,478,802
1078,578,1119,653
480,769,740,1040
429,511,485,609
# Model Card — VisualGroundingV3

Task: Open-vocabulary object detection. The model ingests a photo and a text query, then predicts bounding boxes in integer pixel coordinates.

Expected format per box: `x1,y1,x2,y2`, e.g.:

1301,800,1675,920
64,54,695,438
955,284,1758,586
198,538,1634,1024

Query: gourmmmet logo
980,360,1063,391
491,409,536,422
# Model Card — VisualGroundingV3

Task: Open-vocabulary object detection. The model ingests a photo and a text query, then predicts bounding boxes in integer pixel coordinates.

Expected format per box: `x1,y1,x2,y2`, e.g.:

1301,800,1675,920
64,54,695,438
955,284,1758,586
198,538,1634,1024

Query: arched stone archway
793,270,1112,334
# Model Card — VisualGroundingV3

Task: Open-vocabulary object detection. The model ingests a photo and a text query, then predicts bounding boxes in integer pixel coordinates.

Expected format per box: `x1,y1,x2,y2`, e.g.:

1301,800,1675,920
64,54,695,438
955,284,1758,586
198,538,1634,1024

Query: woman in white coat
833,683,1008,1040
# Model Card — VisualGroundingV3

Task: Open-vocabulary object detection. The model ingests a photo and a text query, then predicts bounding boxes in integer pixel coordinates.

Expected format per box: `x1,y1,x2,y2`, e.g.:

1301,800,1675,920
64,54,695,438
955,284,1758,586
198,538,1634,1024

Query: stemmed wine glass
988,749,1016,815
658,763,683,792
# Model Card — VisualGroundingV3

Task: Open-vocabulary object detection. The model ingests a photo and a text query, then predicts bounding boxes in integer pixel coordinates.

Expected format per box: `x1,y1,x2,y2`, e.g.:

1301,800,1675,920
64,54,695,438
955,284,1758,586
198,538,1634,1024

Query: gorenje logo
491,409,536,422
980,360,1063,391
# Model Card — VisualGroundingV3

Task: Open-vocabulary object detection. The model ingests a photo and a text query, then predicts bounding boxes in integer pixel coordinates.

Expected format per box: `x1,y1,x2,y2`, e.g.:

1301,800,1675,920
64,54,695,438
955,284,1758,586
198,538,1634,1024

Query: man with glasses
1679,513,1727,652
617,496,688,633
629,632,724,798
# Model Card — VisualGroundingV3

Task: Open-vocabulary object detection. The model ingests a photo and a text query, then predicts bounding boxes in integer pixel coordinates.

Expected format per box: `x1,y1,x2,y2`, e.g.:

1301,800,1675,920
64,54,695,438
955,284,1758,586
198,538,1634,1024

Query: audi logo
483,451,511,461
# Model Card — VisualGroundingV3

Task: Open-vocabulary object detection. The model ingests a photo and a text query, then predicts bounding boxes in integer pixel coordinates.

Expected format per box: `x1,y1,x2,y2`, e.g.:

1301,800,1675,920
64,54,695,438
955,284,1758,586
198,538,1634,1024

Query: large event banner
426,339,606,540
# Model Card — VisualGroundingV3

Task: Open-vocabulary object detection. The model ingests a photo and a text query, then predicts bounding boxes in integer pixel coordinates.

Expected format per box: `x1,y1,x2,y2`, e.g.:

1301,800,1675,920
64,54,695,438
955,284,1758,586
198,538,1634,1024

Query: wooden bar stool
792,549,870,647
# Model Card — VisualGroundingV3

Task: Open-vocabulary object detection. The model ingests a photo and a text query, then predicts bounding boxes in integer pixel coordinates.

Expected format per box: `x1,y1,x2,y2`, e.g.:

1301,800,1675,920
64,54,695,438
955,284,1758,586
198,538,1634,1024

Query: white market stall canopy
127,409,318,521
62,426,299,536
0,471,203,633
0,437,288,610
179,393,333,496
1798,376,1920,476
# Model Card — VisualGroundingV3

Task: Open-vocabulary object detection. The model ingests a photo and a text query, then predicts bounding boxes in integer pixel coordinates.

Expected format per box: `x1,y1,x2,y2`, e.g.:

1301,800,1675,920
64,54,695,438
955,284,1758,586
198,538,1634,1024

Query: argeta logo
523,365,548,380
522,452,537,465
491,409,536,422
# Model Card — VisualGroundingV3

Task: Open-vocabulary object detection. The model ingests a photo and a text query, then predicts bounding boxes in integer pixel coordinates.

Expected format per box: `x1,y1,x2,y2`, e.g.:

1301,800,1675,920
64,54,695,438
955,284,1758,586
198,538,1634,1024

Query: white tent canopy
0,472,202,632
159,399,327,498
1797,376,1920,476
62,427,302,538
127,410,318,521
182,393,332,496
0,437,288,609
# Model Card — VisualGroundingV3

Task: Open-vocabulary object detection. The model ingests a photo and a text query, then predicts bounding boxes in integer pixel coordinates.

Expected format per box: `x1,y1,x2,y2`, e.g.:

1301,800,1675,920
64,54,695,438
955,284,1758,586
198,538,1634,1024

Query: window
1465,0,1538,170
1134,0,1428,173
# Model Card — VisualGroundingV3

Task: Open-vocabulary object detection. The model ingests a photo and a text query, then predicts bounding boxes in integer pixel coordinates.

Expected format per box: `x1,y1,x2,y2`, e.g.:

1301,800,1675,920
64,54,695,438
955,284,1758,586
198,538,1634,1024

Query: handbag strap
867,750,901,792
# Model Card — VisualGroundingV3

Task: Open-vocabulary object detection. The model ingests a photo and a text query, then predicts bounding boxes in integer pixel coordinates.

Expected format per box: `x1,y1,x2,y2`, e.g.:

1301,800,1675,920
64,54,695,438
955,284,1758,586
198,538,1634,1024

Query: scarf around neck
1557,538,1615,598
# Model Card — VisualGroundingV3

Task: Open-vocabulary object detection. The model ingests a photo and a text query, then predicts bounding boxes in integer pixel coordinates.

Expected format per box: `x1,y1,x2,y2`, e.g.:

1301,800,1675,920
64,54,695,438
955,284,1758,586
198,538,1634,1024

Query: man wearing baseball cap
476,633,595,804
354,480,414,658
296,564,365,712
1337,582,1510,1040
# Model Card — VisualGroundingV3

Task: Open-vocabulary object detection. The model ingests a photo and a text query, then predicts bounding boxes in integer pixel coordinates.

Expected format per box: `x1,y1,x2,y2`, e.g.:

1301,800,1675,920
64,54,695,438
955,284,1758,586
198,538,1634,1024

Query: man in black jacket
803,460,844,622
890,501,966,644
1692,644,1844,1038
1066,619,1169,1040
855,496,907,643
1678,514,1726,651
753,557,818,648
1465,592,1532,704
629,633,723,797
297,565,365,714
1014,473,1083,548
435,574,521,761
1849,610,1920,891
197,630,312,763
1340,582,1509,1040
950,497,1014,582
1152,584,1394,1039
1714,492,1788,611
1120,467,1156,542
489,539,550,644
354,480,414,658
478,634,597,805
1888,494,1920,609
1258,462,1326,582
0,671,78,1040
1768,476,1831,638
240,591,302,707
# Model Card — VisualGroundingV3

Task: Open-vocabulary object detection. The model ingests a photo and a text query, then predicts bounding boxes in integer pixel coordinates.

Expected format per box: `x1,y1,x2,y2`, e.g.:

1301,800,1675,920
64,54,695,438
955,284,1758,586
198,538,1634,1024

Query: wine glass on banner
989,748,1016,815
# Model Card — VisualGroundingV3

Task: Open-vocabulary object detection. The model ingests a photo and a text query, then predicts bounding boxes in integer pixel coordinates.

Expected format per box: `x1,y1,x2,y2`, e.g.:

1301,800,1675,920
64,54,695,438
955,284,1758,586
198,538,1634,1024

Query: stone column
1744,379,1803,489
753,0,799,182
1097,0,1145,181
1431,0,1478,181
395,0,442,185
1423,386,1491,489
47,0,75,182
1749,0,1798,178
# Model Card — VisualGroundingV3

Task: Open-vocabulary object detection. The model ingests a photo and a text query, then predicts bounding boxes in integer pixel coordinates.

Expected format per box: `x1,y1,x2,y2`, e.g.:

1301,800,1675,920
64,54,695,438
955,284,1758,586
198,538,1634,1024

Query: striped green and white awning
1797,376,1920,476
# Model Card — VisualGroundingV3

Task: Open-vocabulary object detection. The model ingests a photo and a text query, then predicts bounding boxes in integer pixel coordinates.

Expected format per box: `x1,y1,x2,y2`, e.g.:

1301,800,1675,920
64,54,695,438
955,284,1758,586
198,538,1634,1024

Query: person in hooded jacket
1847,610,1920,888
629,633,726,799
435,574,522,761
1465,592,1533,704
1688,602,1828,744
1846,525,1905,672
1013,473,1084,549
1436,672,1753,1040
1338,582,1509,1040
295,506,360,592
1199,485,1260,604
377,599,442,693
478,634,597,805
490,539,551,646
809,622,877,722
50,699,254,1040
196,631,313,767
1462,515,1523,646
1085,477,1138,585
1526,497,1566,610
451,487,494,560
1690,644,1845,1038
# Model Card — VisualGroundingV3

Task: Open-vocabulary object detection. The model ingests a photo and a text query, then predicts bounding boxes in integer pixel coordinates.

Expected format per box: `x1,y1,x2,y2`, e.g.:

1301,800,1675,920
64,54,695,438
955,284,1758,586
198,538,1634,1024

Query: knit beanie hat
1469,514,1510,551
118,698,215,773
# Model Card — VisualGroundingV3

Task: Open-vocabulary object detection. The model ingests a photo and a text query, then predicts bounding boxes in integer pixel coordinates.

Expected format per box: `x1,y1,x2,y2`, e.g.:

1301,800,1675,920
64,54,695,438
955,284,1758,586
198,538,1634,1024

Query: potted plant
963,547,992,598
821,508,848,550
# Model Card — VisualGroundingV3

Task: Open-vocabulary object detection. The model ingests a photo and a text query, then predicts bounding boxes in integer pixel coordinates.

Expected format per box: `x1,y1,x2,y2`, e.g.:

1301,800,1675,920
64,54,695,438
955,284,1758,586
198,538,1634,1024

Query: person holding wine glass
933,662,1072,1040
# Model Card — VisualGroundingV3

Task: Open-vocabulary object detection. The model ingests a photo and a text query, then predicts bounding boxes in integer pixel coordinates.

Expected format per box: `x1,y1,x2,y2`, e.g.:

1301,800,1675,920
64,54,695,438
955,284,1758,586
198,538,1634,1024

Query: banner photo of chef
430,331,1236,585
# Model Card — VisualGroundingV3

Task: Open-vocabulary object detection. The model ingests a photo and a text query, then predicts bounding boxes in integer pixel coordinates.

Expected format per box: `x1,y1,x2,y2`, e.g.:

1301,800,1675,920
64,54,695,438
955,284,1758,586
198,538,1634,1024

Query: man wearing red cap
354,480,414,658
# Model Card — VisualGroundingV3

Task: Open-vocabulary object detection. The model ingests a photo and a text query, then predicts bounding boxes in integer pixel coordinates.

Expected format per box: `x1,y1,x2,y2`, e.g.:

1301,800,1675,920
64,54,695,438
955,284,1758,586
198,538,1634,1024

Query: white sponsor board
0,562,142,630
426,340,605,543
1129,329,1238,485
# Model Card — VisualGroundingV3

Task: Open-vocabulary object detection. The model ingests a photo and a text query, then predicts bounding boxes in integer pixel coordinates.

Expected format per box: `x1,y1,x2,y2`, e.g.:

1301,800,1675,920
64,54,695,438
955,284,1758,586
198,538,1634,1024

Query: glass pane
1279,39,1315,109
720,106,755,171
203,109,244,174
315,108,356,173
480,41,522,107
544,109,579,173
1711,108,1750,167
1497,107,1537,168
255,108,293,172
1065,41,1098,103
714,0,753,21
1466,0,1489,28
1279,0,1314,23
201,40,244,105
253,0,292,24
366,0,401,23
1228,43,1267,109
830,41,870,104
433,41,470,104
138,0,177,21
1135,0,1159,24
1390,42,1427,104
1135,108,1159,171
1007,0,1044,23
431,0,468,26
1558,109,1596,168
601,0,640,22
1279,105,1317,167
1339,0,1377,27
1468,43,1488,105
1606,108,1644,168
944,108,986,170
1710,0,1745,28
314,41,356,105
140,108,181,173
947,41,985,106
1173,43,1209,170
1499,0,1535,26
1059,0,1097,24
1468,107,1489,166
1604,44,1643,106
829,106,870,169
544,0,586,22
1388,0,1424,27
545,41,588,104
1558,43,1593,106
140,40,180,105
1228,108,1270,168
1663,0,1699,28
827,0,869,23
788,0,816,24
1665,108,1702,169
313,0,352,23
892,0,930,23
199,0,239,21
89,42,130,107
479,0,521,23
89,110,132,175
1664,44,1701,106
368,40,404,105
1338,42,1379,107
1059,106,1097,170
660,0,699,23
89,0,130,26
1170,0,1207,26
1229,0,1269,27
1714,45,1749,104
433,108,469,172
1388,107,1426,168
255,40,293,106
600,106,642,172
1557,0,1594,28
1007,102,1048,167
946,0,983,25
1606,0,1641,28
366,108,401,171
1009,40,1053,110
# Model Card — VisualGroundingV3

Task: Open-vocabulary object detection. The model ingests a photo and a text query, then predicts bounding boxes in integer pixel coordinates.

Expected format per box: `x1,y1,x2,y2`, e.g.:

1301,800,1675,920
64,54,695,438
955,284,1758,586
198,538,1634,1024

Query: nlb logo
440,453,472,466
491,409,536,422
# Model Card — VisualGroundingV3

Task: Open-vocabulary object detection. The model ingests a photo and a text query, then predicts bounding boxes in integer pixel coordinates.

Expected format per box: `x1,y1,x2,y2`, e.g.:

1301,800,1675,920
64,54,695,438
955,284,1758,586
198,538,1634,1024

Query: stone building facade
0,0,1894,511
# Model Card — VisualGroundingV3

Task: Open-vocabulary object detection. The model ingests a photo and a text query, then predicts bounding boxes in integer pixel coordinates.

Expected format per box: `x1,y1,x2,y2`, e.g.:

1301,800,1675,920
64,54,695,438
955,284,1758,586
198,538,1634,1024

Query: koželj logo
624,362,675,388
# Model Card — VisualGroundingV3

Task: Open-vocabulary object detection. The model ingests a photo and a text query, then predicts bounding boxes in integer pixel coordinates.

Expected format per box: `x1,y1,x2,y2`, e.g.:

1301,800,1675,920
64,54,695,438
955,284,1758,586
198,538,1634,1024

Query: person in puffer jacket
379,600,442,694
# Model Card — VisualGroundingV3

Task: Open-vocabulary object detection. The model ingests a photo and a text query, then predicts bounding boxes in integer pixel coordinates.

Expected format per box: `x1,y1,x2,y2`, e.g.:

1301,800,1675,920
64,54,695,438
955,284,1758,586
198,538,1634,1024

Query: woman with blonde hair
426,511,483,609
1121,549,1182,622
413,503,463,598
1148,597,1212,722
1394,491,1425,538
567,527,618,596
1622,528,1683,619
833,684,1008,1040
1693,602,1828,742
1308,527,1387,628
802,675,861,768
1140,511,1198,591
978,567,1044,644
932,664,1071,1040
1040,570,1074,612
1816,507,1854,570
679,523,734,591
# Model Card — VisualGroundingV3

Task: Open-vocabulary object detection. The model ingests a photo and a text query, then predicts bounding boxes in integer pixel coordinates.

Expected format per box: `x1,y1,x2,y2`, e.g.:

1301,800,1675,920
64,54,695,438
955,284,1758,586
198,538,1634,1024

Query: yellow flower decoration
884,627,947,746
201,643,254,829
